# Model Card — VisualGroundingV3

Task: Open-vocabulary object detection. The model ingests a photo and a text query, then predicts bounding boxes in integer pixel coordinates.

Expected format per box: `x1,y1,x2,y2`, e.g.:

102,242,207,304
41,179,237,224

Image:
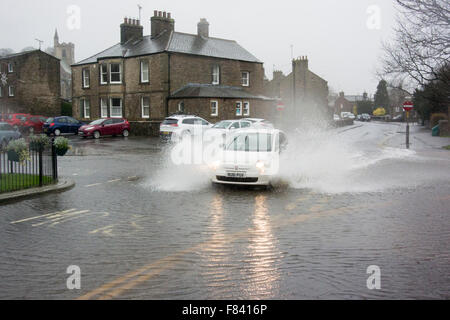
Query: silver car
0,122,22,150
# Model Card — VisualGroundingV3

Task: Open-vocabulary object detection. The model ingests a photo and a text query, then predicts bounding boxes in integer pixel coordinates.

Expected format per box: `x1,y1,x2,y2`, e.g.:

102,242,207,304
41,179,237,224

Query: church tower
54,29,59,48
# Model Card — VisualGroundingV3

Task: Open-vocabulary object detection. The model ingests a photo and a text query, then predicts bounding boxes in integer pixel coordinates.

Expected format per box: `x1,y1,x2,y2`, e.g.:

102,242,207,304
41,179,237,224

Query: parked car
3,113,31,130
341,112,355,120
361,113,371,122
242,118,274,128
210,128,288,186
0,122,22,150
391,114,404,122
43,116,84,136
160,115,212,142
333,114,341,121
22,115,48,134
203,119,252,142
78,118,130,139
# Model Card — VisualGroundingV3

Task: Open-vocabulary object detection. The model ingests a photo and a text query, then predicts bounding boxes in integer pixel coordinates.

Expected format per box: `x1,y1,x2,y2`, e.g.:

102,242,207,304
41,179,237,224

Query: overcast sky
1,0,397,96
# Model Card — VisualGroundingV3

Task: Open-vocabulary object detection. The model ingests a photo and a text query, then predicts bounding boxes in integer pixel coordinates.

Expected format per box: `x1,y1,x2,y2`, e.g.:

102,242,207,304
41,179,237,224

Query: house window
82,69,90,88
8,63,14,73
236,101,242,116
81,99,90,118
140,61,149,83
241,72,249,86
211,100,218,116
243,101,250,116
178,101,185,113
110,63,122,84
100,98,108,118
110,98,122,118
8,86,14,97
142,97,150,118
212,65,220,85
100,64,108,84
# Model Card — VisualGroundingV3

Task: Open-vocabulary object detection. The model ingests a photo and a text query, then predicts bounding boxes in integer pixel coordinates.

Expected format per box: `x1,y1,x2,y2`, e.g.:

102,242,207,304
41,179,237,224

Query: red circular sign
403,101,414,112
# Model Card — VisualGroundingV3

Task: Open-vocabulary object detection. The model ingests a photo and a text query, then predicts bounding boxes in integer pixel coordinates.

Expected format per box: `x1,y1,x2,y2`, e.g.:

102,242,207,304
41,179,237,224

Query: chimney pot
163,11,167,18
154,10,157,17
168,12,171,19
124,17,127,24
158,11,162,17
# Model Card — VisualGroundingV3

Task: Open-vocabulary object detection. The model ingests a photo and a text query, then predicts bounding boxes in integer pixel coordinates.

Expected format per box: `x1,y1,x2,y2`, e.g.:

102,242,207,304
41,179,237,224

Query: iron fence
0,142,58,194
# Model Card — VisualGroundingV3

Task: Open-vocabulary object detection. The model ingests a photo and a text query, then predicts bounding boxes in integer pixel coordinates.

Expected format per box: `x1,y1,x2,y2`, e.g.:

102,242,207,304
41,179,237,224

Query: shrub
430,113,448,128
6,138,30,163
29,134,51,151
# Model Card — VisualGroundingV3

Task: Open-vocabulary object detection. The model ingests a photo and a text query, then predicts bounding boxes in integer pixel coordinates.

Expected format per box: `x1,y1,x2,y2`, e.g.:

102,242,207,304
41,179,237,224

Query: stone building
72,11,275,135
46,29,75,100
265,56,329,124
0,50,61,116
333,92,356,115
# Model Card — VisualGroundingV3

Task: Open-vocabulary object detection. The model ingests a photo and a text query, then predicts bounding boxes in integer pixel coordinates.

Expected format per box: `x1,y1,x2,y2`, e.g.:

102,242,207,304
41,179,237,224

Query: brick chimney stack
120,17,143,44
151,10,175,38
197,18,209,38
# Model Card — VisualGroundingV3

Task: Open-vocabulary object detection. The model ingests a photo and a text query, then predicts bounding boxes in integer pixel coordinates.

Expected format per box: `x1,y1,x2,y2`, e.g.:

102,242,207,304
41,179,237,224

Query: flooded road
1,122,449,299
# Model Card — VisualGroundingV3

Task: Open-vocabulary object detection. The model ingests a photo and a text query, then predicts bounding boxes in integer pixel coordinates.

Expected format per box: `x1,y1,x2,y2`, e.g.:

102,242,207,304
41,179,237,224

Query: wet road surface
0,122,449,299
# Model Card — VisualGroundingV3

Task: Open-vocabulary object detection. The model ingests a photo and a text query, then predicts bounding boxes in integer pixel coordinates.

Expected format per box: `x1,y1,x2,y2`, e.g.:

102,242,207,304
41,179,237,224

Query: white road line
85,183,102,188
10,209,77,224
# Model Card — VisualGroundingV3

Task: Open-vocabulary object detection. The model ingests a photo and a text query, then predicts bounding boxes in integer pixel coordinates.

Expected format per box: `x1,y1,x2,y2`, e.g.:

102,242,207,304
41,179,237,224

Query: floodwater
0,122,449,299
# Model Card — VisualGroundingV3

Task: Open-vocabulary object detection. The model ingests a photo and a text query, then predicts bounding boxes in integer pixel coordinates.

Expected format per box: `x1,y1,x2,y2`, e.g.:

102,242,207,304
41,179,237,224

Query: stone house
333,92,355,115
265,56,329,124
71,11,275,135
0,50,61,116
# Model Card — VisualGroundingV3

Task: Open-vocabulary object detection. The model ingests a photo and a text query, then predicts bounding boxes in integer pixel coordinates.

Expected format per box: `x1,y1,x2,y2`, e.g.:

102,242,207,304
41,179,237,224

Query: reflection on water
242,195,281,299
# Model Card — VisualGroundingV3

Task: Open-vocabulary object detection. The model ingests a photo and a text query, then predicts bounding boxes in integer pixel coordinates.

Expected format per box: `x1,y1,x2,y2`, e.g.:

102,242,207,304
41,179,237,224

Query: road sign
276,101,285,111
403,100,414,112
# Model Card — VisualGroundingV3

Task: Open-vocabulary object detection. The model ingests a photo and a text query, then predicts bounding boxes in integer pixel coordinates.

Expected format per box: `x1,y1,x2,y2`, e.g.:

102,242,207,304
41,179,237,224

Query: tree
357,100,374,114
0,48,14,57
374,80,390,109
379,0,450,91
413,64,450,123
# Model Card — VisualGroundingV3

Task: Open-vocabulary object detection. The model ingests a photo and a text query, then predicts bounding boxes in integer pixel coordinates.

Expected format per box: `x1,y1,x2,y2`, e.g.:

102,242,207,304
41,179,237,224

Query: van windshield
212,121,232,129
226,133,273,152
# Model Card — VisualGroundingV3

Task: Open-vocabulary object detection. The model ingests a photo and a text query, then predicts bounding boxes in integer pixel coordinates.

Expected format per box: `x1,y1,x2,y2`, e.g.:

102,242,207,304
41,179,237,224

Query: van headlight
209,160,221,171
256,160,268,174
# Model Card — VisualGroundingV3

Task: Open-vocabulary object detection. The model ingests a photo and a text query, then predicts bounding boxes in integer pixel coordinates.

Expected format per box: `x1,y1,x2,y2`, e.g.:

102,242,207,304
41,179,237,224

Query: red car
79,118,130,139
4,113,31,130
22,115,48,134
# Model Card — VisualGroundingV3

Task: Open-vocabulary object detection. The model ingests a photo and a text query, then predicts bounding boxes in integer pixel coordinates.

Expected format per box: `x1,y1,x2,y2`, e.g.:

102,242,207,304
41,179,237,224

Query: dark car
0,122,22,150
43,116,83,136
79,118,130,139
22,115,48,134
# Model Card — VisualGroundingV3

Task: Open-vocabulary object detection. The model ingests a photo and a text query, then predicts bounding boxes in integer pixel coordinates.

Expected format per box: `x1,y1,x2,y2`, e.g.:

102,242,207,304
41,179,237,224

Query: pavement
0,122,449,300
0,178,75,204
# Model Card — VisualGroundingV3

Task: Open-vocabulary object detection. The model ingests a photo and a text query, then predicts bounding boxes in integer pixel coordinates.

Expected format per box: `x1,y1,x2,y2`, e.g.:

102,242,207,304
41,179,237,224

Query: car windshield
89,119,105,125
212,121,232,129
46,118,54,123
0,123,14,131
226,133,273,152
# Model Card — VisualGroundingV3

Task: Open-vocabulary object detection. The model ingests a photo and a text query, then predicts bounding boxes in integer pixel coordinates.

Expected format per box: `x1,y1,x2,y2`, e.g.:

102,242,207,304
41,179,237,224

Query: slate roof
170,83,274,100
73,31,261,66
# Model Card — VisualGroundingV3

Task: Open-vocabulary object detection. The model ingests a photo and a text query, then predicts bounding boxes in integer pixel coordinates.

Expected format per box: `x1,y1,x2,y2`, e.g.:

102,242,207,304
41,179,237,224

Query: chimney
120,17,143,44
197,18,209,38
151,10,175,38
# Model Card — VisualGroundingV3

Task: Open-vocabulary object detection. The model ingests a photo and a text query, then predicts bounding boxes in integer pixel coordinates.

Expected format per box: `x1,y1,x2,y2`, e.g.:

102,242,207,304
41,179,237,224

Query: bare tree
379,0,450,92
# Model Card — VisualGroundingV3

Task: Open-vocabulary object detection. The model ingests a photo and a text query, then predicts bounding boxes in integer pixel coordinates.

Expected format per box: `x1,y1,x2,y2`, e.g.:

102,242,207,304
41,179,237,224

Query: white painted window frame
241,71,249,86
100,64,108,85
8,63,14,73
140,61,149,83
82,68,90,88
100,98,108,118
243,101,250,116
236,101,242,116
210,100,218,116
8,86,14,97
110,97,123,118
82,99,90,119
212,65,220,85
110,63,122,84
141,97,150,119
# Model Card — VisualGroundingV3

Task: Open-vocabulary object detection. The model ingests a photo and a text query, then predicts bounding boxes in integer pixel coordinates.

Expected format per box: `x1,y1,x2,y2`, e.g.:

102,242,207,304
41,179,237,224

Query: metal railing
0,141,58,194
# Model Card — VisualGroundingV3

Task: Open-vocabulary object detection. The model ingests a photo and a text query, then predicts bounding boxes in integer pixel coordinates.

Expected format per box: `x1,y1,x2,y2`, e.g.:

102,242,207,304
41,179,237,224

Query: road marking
85,183,102,188
31,210,90,227
10,209,77,224
107,179,121,183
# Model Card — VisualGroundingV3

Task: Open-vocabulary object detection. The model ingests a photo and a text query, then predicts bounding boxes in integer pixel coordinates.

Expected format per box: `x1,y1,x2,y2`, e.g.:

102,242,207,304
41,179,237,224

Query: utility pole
35,39,43,50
